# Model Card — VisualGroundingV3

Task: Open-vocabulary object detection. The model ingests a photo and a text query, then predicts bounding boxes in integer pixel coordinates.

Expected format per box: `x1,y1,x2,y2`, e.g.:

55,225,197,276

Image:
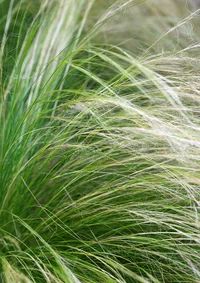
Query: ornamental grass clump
0,0,200,282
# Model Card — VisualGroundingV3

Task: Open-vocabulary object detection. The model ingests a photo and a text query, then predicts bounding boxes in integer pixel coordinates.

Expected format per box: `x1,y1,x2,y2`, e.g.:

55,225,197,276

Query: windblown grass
0,0,200,282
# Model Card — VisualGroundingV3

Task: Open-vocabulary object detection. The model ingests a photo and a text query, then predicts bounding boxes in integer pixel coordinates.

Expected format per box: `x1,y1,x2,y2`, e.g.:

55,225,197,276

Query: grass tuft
0,0,200,282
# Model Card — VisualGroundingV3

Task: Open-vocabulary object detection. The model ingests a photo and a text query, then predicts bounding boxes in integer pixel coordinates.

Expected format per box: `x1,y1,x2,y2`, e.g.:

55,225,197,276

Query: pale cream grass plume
24,0,82,107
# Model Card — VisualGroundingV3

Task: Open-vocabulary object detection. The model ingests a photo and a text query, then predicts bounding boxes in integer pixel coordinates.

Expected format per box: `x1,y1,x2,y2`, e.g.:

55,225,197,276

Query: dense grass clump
0,0,200,282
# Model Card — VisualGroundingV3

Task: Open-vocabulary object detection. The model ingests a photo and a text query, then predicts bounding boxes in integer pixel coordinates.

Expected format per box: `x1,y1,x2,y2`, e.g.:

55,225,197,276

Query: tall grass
0,0,200,282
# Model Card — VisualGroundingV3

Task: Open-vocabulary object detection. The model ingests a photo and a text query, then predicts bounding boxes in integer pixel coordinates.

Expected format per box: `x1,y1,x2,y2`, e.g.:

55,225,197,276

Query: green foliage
0,0,200,282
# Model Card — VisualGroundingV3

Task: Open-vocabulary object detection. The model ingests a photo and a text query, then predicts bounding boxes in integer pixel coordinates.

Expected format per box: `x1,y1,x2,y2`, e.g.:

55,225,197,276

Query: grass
0,0,200,282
